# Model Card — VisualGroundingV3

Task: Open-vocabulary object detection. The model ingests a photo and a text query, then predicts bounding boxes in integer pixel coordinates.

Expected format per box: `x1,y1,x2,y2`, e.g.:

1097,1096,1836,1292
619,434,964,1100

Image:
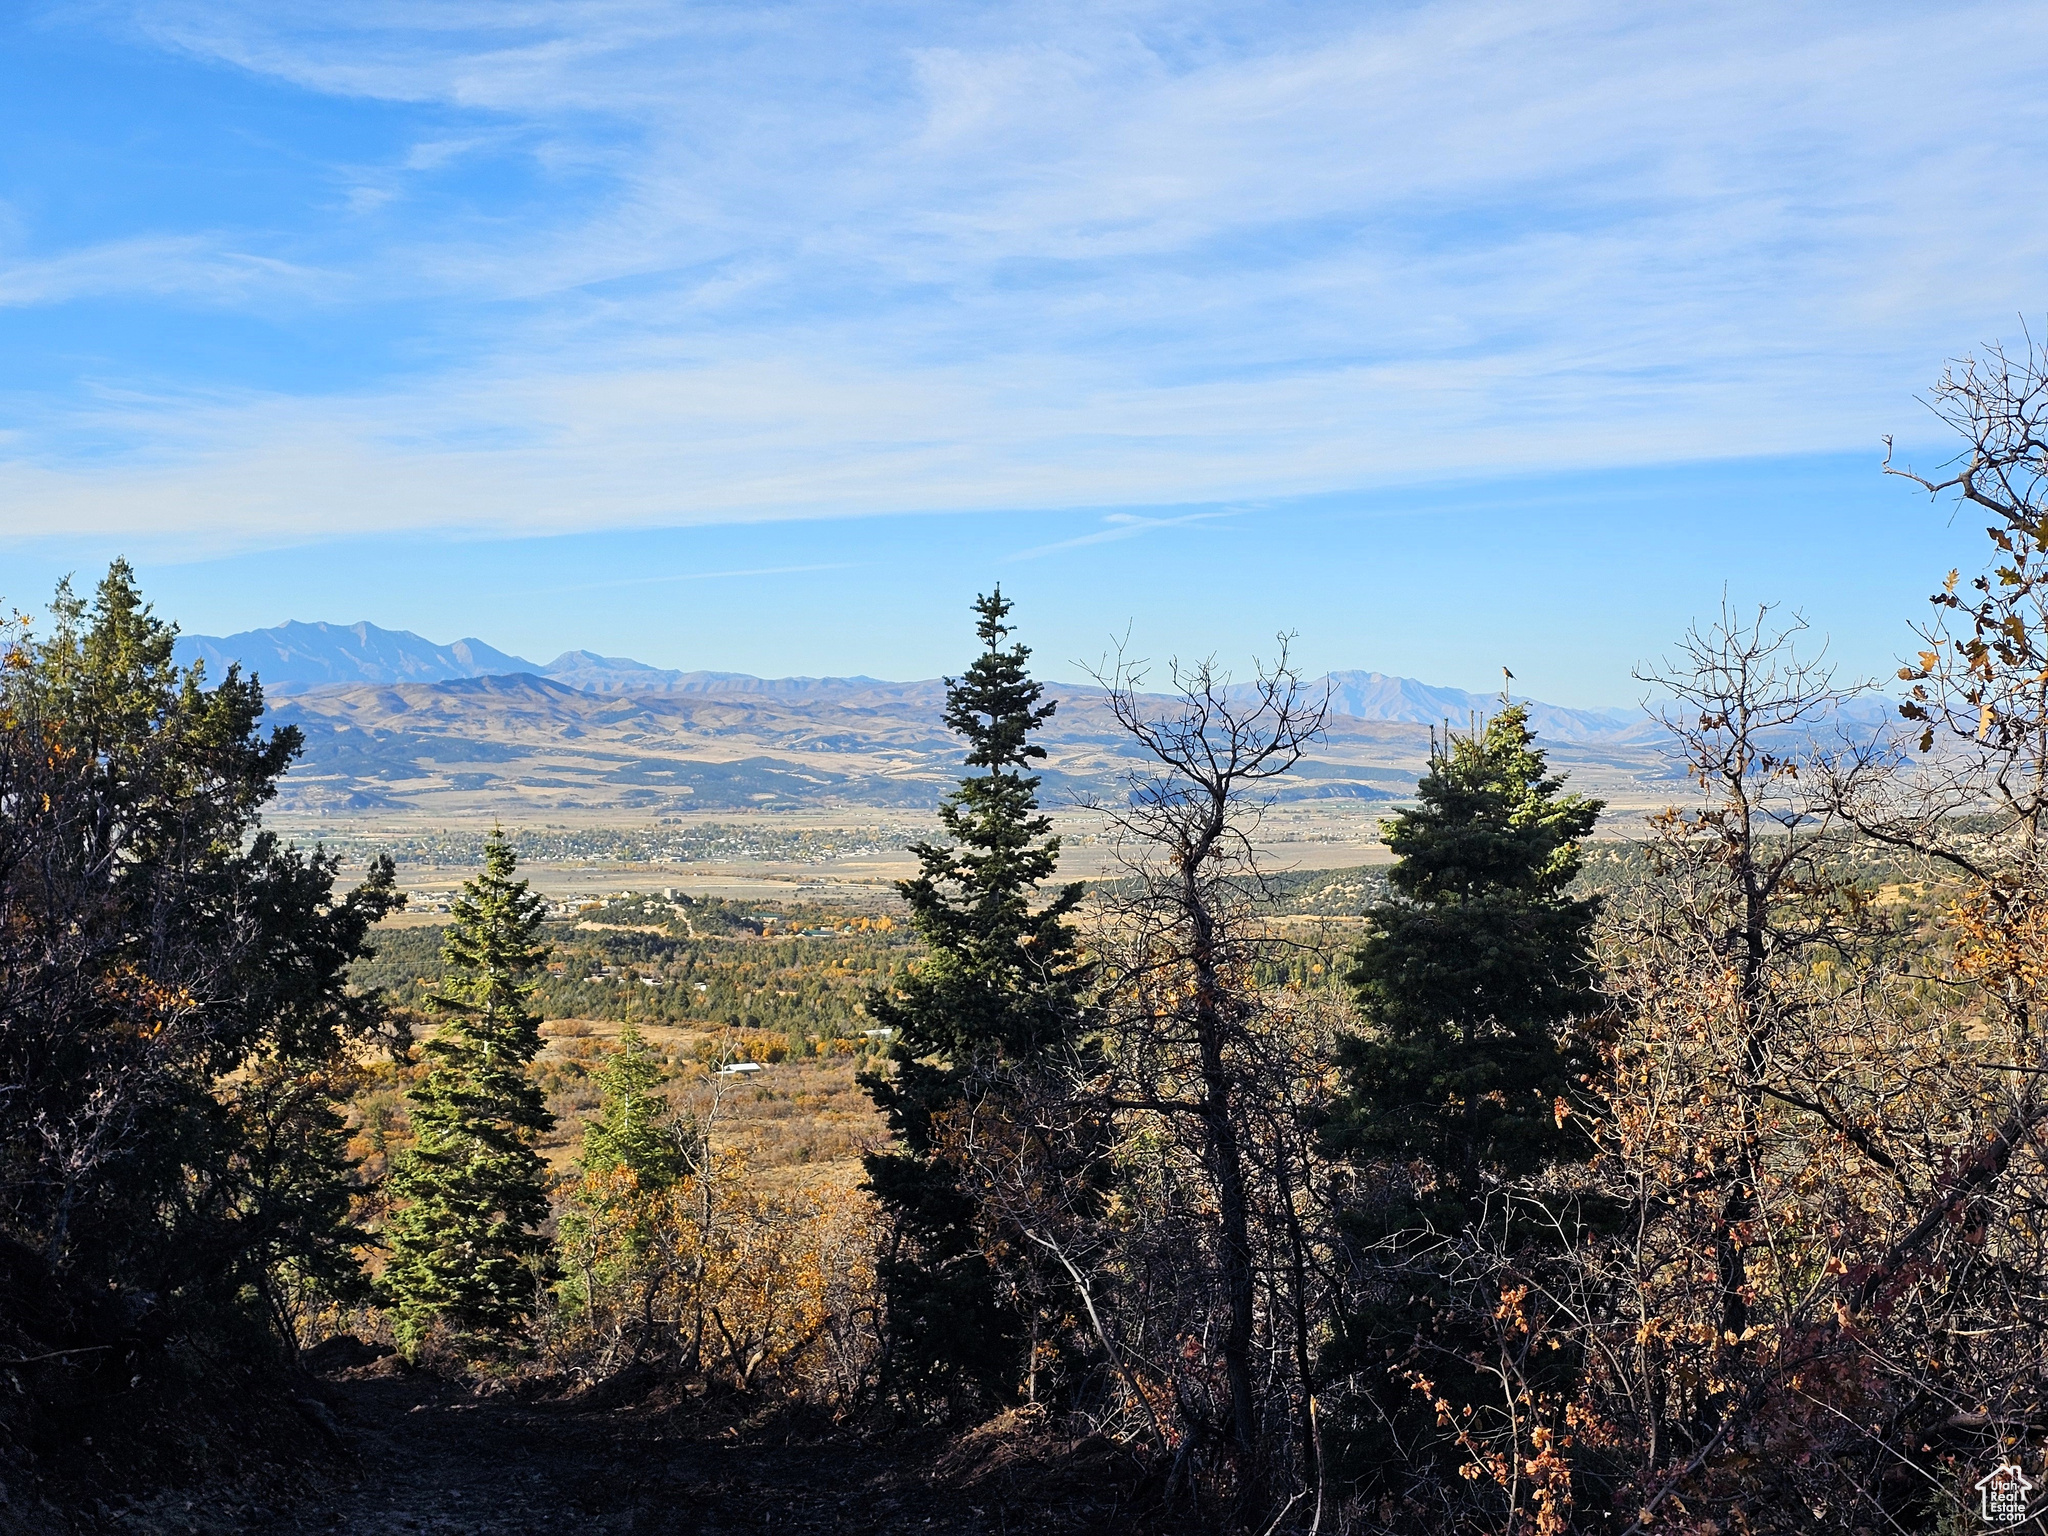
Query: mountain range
170,620,1674,818
176,621,1639,738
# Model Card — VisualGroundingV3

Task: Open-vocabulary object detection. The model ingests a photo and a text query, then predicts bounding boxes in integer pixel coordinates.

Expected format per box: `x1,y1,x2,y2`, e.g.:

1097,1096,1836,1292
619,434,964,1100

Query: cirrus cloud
2,0,2044,547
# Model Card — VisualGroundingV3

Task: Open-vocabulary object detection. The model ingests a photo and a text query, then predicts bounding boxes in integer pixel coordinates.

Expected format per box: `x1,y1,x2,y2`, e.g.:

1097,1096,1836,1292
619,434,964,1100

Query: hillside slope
264,674,1670,817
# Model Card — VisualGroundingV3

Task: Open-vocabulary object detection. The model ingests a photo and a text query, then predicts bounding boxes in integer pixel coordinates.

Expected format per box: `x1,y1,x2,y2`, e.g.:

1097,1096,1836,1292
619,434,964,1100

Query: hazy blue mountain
177,622,902,697
537,652,890,695
536,650,694,692
1315,671,1644,743
168,618,1921,819
175,621,536,690
177,621,1698,817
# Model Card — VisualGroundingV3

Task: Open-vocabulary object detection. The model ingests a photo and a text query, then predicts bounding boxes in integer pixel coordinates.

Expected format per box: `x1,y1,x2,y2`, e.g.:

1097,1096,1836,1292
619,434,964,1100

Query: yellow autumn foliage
555,1148,881,1398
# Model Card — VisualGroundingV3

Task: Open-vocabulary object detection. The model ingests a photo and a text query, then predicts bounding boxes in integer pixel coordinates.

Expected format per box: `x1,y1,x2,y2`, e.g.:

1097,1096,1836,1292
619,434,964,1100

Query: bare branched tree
1881,327,2048,871
1079,638,1332,1512
1629,604,1871,1373
1509,348,2048,1530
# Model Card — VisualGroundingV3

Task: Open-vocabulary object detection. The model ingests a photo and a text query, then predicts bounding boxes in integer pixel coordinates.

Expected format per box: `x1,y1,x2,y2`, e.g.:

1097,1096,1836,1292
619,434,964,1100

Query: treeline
7,337,2048,1532
827,357,2048,1531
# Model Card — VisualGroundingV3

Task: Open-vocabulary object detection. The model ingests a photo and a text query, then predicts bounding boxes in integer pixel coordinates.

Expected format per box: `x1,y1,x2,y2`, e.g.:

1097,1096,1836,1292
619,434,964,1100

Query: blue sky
2,2,2043,704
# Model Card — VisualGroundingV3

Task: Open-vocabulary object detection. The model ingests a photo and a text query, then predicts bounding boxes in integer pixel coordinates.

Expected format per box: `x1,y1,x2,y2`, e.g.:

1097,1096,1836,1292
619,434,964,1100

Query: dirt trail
253,1363,1138,1536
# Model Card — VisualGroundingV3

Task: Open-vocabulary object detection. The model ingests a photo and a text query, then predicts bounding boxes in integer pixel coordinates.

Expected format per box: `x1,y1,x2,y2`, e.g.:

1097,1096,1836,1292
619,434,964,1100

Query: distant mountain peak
173,621,905,698
538,651,693,692
174,620,536,691
1315,670,1639,744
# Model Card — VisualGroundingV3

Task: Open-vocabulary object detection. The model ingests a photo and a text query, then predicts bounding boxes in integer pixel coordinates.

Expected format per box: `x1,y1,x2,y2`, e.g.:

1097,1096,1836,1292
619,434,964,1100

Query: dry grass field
531,1016,885,1190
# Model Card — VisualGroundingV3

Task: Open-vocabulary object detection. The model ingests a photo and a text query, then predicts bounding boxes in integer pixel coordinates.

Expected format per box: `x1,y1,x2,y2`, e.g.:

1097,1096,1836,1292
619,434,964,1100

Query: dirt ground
234,1356,1145,1536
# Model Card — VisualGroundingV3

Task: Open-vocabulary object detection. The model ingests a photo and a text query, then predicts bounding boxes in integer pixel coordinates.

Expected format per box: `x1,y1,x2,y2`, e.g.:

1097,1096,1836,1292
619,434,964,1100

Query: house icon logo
1977,1462,2036,1526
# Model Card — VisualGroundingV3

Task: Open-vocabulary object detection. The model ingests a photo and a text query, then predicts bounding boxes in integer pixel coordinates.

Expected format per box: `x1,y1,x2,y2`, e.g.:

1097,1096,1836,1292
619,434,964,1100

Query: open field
290,793,1697,916
294,805,1407,909
528,1017,885,1186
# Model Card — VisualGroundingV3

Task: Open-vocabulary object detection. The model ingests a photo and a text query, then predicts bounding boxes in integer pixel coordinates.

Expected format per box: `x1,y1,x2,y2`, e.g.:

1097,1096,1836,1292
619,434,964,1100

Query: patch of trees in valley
353,895,916,1051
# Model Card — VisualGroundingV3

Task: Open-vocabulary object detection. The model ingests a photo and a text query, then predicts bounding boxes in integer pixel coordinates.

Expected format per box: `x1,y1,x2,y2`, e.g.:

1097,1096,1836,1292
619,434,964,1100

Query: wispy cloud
0,236,332,308
1010,510,1232,560
4,1,2047,545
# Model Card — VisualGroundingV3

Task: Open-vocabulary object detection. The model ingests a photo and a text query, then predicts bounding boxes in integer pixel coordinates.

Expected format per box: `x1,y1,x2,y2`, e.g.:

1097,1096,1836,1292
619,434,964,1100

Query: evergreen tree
1324,702,1603,1492
0,562,401,1483
559,1023,689,1338
381,831,555,1356
2,561,402,1307
861,589,1087,1409
580,1023,684,1185
1332,702,1602,1206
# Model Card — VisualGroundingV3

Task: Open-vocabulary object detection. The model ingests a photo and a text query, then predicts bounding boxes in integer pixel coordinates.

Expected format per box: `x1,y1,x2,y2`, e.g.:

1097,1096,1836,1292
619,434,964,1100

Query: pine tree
1,561,402,1360
1323,702,1603,1491
580,1023,685,1185
861,588,1087,1409
1332,702,1603,1207
560,1022,690,1341
381,830,555,1356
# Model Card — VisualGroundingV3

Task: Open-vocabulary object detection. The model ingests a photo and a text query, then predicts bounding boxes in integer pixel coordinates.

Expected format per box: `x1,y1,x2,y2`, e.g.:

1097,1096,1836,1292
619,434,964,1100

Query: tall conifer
861,589,1086,1407
1,561,402,1355
1332,702,1602,1206
381,830,555,1355
1324,702,1602,1488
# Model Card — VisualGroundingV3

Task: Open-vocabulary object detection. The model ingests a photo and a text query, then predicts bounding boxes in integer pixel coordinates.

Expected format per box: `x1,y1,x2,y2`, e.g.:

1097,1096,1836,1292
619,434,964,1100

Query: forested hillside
9,348,2048,1534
